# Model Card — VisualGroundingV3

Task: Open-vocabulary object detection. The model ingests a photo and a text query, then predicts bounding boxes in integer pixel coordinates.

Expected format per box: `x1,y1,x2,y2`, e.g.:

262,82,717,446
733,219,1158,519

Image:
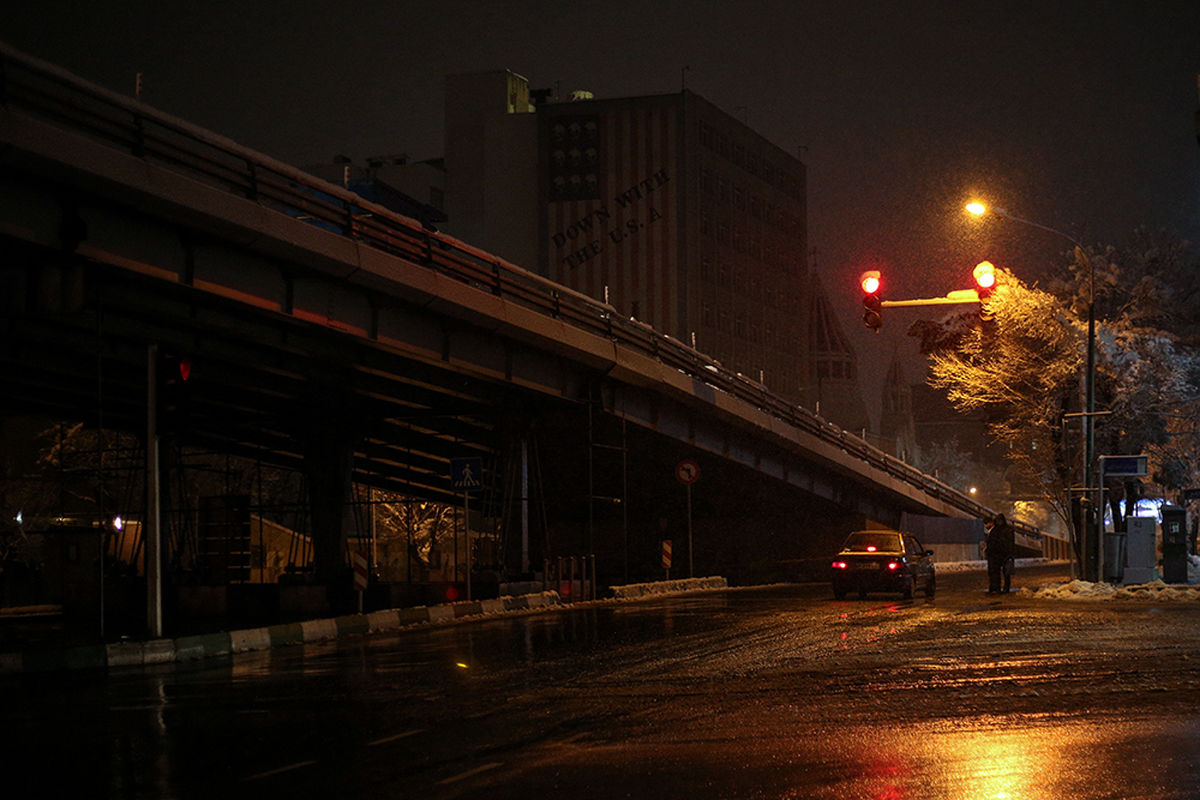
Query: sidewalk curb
1,577,730,675
0,590,561,674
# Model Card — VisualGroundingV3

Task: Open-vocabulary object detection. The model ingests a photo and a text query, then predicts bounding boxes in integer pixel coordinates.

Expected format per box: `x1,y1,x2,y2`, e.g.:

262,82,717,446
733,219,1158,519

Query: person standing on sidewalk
986,514,1016,593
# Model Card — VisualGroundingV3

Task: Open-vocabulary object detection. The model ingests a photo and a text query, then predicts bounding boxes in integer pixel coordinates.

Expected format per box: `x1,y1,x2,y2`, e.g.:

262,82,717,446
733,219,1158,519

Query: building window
702,302,715,327
547,115,602,201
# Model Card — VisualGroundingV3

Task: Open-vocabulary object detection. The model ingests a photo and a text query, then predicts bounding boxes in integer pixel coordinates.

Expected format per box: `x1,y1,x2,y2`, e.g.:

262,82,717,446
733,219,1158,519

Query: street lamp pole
965,203,1099,579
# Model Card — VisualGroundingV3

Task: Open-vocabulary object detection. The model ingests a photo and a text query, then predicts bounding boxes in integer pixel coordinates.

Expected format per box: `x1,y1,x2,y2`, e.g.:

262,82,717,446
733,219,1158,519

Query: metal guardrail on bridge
0,42,1038,543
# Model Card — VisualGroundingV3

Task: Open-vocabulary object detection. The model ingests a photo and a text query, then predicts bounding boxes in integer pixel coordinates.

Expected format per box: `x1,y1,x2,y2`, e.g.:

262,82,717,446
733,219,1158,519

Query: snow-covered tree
910,237,1200,526
373,492,457,568
911,269,1079,521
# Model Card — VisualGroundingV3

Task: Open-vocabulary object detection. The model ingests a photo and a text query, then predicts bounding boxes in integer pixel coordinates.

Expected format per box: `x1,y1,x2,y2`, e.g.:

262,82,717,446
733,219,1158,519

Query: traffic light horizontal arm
881,289,981,308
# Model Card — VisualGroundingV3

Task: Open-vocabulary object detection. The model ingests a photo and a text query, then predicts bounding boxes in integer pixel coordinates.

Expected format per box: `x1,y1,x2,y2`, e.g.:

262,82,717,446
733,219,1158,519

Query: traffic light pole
145,345,163,639
1082,247,1099,582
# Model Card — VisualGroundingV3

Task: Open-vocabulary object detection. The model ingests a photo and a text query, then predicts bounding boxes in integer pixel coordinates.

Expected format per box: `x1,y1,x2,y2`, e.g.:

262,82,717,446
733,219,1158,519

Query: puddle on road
777,715,1200,800
495,711,1200,799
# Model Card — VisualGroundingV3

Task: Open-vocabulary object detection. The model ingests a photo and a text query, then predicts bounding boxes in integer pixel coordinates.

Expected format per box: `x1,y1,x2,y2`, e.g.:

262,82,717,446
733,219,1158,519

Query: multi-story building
543,90,812,402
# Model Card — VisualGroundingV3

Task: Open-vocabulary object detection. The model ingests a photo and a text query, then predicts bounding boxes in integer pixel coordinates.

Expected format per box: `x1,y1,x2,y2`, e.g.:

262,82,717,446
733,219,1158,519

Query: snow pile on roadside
1023,579,1200,602
935,558,1052,574
609,576,728,599
1021,555,1200,601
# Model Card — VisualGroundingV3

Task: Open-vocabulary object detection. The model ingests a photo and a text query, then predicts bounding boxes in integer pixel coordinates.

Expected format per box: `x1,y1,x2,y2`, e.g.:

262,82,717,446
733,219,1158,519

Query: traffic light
973,261,997,321
860,270,882,330
157,352,193,434
972,261,997,300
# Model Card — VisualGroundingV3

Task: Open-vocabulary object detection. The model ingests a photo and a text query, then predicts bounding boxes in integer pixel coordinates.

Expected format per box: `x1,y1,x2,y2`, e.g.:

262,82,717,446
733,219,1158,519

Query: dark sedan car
831,530,936,600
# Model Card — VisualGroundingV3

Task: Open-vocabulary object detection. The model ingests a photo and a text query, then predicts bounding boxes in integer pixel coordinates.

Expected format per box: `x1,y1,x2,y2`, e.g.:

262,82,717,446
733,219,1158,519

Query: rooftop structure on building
303,153,447,230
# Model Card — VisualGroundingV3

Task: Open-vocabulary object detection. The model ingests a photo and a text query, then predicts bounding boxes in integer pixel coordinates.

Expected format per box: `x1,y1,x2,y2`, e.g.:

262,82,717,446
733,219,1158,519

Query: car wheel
901,575,915,600
857,588,868,600
925,574,937,597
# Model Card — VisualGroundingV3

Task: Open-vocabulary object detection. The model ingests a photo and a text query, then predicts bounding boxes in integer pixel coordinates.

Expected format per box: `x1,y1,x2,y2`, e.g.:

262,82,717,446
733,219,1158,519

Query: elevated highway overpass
0,42,1053,601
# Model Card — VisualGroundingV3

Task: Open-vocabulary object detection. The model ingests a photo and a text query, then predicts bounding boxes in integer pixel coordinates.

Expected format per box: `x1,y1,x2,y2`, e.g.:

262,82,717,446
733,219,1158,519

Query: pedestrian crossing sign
450,457,484,492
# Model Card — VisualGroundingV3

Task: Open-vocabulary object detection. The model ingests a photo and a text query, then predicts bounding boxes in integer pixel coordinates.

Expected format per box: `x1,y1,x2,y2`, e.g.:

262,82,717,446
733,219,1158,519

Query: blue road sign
450,457,484,492
1101,455,1148,478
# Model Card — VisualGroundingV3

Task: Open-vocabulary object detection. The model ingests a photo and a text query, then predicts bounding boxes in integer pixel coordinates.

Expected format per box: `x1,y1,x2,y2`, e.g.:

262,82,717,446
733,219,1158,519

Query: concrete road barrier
1,579,729,674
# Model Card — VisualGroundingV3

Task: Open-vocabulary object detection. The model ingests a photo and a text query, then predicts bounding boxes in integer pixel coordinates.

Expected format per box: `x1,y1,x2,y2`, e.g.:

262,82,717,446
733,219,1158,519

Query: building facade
534,91,812,402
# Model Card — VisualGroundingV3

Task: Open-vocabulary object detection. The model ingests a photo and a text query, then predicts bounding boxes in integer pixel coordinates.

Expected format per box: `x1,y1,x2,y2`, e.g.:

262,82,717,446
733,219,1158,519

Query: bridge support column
302,419,358,589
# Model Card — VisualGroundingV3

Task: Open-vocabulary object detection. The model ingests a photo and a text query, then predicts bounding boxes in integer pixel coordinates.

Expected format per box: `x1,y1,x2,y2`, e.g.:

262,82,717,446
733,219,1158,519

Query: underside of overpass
0,229,939,592
0,41,1043,625
534,405,894,586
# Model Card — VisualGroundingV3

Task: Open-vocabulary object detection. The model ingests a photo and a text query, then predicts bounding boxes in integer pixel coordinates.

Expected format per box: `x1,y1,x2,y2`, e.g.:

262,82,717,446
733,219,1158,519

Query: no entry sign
675,459,700,484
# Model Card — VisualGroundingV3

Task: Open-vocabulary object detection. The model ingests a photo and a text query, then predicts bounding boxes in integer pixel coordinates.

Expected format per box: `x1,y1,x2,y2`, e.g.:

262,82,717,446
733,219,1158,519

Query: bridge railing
0,42,1017,529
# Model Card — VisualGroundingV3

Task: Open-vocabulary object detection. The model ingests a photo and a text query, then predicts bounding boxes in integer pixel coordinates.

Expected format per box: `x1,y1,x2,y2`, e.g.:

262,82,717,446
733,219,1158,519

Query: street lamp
965,201,1099,579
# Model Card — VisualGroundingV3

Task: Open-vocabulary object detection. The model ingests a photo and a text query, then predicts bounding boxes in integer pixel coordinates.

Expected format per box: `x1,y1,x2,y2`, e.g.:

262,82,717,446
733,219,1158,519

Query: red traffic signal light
156,352,194,434
973,261,997,299
860,271,881,295
860,270,882,330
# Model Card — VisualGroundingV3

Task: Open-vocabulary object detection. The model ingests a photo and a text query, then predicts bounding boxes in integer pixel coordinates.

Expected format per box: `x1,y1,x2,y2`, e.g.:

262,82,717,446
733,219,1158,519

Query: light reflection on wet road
496,714,1200,799
4,564,1200,798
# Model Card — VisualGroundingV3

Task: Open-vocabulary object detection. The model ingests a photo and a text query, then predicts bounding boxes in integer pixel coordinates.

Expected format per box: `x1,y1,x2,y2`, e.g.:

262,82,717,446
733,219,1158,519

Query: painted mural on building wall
550,169,669,269
545,107,679,334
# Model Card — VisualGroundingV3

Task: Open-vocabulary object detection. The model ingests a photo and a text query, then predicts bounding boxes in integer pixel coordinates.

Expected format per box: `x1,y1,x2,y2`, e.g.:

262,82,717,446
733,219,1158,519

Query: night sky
6,1,1199,419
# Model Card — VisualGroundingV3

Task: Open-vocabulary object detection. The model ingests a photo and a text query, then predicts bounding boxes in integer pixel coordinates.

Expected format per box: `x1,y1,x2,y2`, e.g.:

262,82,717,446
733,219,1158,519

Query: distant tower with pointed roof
879,347,918,461
808,275,869,432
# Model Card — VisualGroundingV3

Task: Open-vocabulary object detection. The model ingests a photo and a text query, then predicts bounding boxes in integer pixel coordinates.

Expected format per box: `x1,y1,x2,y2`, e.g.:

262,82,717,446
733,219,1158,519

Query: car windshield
843,532,902,552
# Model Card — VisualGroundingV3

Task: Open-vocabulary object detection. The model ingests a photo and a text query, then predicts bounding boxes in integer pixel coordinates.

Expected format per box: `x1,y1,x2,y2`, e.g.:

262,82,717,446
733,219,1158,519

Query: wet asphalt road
5,563,1200,799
